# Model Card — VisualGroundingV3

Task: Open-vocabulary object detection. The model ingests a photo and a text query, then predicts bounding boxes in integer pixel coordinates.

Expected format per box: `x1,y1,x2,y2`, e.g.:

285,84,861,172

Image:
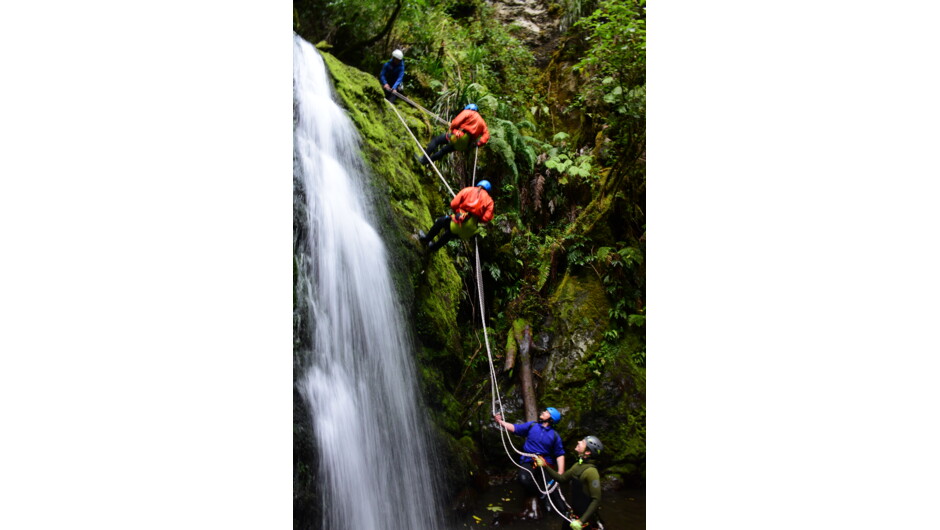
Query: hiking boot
416,153,430,166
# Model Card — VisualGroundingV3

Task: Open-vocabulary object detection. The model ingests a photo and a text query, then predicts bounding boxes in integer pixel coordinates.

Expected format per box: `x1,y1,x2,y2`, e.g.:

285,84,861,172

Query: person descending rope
417,103,490,166
535,436,606,530
418,180,494,252
494,407,567,520
379,49,405,103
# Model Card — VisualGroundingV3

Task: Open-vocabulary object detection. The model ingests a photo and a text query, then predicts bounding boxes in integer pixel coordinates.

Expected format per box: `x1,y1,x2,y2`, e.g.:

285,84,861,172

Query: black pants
518,467,565,516
385,86,403,102
423,133,455,162
423,215,456,251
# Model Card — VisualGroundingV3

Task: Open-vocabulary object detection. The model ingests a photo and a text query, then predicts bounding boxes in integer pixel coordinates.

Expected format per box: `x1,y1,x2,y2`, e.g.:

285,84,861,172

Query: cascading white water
293,34,445,529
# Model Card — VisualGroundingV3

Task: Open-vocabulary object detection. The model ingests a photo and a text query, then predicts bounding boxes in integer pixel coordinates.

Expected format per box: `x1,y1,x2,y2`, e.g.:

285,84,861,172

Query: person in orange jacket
418,103,490,166
419,180,494,251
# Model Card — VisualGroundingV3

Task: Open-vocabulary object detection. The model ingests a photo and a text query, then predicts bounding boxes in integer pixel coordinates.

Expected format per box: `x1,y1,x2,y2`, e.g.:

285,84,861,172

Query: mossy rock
547,271,610,362
319,49,464,351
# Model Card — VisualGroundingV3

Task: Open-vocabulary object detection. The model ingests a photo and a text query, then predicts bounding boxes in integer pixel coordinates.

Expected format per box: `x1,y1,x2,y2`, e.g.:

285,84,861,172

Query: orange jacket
449,109,490,146
450,186,494,223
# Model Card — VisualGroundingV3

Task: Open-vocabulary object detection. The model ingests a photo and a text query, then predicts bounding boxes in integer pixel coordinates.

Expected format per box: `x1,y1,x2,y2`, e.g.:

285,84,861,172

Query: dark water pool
449,480,645,529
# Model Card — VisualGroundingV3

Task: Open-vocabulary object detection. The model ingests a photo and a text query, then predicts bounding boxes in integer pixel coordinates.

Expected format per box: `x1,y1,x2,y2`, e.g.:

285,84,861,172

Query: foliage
295,0,647,492
572,0,646,166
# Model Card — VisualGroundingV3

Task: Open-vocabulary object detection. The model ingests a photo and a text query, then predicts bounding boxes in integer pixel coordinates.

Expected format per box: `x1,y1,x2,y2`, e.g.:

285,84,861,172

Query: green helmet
584,435,603,455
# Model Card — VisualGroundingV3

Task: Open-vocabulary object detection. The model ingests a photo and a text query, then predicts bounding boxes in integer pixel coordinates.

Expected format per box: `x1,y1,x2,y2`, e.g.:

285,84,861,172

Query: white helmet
392,49,404,60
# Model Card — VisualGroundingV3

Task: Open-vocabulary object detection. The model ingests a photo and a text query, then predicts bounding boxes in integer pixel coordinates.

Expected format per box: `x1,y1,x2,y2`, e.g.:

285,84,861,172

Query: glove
476,141,483,147
569,520,582,530
533,456,546,467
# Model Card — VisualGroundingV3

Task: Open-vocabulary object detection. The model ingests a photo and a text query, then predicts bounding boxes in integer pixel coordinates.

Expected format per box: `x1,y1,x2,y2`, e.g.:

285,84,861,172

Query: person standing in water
535,435,606,530
493,407,566,519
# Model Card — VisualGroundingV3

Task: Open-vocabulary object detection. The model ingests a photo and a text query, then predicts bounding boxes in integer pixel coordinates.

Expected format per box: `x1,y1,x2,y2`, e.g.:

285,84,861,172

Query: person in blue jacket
379,49,405,102
494,407,567,519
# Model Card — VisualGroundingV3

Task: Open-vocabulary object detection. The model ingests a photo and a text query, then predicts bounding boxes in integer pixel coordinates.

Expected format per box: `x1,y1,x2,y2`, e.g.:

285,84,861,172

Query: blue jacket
512,421,565,467
380,59,405,90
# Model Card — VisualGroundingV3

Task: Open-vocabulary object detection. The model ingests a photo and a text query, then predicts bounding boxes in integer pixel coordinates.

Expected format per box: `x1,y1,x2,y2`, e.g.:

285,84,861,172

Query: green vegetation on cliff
296,0,646,498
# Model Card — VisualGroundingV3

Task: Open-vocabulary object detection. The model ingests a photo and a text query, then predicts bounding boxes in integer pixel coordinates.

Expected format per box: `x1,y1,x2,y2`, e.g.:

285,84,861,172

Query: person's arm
392,63,405,90
577,467,602,523
478,193,494,223
379,63,389,87
551,431,566,474
535,457,575,482
476,122,490,146
493,413,516,433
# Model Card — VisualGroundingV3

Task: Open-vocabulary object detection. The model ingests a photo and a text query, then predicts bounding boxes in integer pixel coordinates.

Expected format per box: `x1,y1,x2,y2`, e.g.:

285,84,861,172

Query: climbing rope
474,238,574,522
384,98,456,198
385,93,573,521
390,90,450,126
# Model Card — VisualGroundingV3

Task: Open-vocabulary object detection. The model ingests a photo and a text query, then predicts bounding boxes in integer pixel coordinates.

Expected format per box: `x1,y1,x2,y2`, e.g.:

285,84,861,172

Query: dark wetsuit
543,460,603,529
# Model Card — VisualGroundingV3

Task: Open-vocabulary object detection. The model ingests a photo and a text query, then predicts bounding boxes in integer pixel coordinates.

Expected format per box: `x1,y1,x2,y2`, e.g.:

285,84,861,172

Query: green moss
539,334,645,468
538,271,644,468
319,50,465,350
503,318,529,358
549,272,610,349
315,51,479,477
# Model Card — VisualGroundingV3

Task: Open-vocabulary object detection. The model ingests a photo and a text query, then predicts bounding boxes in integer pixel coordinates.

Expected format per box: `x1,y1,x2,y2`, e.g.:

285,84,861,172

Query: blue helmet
546,407,562,423
477,180,492,191
465,103,478,111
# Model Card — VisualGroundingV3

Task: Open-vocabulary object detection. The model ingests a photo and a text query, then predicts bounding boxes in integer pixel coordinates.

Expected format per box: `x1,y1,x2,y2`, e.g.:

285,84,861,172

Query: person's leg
423,215,451,243
543,478,565,515
429,142,455,162
517,468,543,519
518,468,539,496
428,230,455,252
386,86,403,102
420,133,449,164
426,133,448,153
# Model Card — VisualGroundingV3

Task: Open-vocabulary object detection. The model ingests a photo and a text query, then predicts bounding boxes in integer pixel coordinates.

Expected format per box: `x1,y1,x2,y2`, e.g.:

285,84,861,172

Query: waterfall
293,34,446,529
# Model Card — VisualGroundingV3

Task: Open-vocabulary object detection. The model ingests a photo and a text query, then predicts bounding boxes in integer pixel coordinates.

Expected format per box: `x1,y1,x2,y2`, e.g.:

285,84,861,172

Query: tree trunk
517,324,538,422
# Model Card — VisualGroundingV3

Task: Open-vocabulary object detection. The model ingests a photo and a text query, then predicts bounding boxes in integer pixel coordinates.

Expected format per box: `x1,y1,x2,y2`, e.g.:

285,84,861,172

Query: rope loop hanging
385,95,575,521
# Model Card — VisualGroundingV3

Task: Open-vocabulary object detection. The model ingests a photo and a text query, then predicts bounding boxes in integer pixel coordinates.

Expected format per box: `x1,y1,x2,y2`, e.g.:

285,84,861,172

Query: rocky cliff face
307,40,645,503
487,0,566,64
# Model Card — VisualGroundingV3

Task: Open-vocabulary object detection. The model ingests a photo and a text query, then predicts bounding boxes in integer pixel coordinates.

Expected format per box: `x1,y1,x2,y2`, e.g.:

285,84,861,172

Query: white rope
472,145,479,186
390,89,450,126
460,144,574,521
474,237,574,523
383,98,456,198
380,109,575,521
